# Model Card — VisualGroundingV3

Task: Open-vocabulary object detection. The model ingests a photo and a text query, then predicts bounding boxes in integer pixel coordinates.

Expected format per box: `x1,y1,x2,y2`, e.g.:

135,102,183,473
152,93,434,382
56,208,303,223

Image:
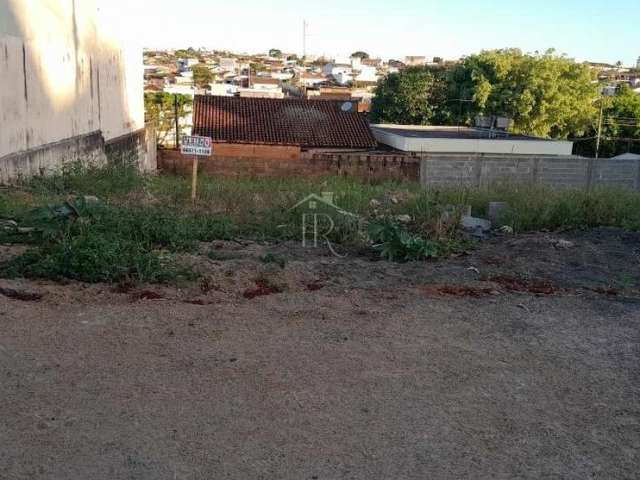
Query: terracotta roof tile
192,95,377,149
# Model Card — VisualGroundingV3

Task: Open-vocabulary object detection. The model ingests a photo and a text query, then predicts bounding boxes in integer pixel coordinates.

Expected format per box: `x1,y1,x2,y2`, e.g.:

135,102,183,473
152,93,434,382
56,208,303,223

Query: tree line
370,49,640,157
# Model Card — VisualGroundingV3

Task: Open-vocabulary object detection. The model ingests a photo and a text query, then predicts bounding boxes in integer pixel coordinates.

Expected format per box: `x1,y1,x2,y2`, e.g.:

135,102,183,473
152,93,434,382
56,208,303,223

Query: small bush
260,253,286,269
368,220,443,262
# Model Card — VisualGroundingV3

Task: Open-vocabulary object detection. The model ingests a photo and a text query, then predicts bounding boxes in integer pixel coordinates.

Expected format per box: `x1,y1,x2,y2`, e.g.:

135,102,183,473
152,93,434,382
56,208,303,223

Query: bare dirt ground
1,228,639,479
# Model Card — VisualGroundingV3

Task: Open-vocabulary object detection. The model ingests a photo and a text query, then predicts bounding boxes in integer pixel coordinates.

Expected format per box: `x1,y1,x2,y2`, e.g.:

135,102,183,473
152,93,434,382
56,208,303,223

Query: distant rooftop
371,124,573,156
371,125,544,141
193,95,377,149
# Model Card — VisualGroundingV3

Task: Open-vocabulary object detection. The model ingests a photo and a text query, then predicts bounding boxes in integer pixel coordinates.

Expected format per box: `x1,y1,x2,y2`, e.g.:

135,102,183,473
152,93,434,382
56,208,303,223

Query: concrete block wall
420,154,640,191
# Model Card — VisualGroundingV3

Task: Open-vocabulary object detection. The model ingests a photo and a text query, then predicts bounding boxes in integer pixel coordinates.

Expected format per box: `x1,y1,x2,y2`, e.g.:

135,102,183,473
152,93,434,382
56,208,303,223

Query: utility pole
595,97,604,159
302,19,308,59
174,94,180,149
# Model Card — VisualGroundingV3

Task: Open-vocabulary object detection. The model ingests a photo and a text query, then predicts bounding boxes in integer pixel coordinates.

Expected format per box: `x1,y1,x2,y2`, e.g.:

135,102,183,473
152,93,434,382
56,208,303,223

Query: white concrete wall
371,126,574,156
0,0,143,159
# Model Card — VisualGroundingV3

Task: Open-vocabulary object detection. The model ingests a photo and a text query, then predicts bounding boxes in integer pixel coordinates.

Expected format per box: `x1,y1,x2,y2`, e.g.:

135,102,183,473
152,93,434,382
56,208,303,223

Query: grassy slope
1,162,639,283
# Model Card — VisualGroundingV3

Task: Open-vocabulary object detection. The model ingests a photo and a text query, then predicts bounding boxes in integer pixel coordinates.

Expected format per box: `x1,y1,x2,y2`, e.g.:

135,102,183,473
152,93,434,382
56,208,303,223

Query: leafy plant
367,220,441,262
260,253,286,269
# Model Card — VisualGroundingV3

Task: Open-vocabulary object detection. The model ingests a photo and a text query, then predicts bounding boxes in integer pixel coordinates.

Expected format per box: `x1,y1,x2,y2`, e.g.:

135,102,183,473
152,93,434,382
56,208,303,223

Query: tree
575,84,640,157
249,62,267,72
351,51,370,60
269,48,282,58
144,92,192,146
432,56,443,64
445,49,599,138
191,64,213,87
370,67,447,125
175,48,197,58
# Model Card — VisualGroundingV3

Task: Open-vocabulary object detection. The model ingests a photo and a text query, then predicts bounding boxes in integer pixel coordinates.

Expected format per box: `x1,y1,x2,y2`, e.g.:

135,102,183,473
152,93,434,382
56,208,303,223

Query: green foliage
2,163,640,283
449,49,598,138
191,64,213,87
144,92,192,145
260,253,286,269
269,48,282,58
368,220,441,262
371,67,447,124
249,62,267,72
575,84,640,157
25,160,145,197
3,233,166,283
372,49,599,140
175,48,197,58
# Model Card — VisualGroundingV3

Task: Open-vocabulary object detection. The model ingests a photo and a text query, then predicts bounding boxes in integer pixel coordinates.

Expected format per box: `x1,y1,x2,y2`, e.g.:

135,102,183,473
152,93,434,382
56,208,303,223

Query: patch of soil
588,286,619,296
423,284,496,298
243,279,282,299
305,282,325,292
130,290,164,301
488,275,559,295
183,299,217,305
0,287,43,301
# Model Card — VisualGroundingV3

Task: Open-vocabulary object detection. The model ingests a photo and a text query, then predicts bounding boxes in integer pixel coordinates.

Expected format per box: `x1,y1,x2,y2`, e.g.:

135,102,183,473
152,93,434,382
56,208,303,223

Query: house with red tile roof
192,95,377,159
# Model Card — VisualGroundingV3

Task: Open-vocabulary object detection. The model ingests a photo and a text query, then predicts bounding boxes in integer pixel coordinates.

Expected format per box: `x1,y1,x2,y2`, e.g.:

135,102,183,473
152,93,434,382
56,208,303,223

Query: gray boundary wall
420,155,640,191
0,125,157,184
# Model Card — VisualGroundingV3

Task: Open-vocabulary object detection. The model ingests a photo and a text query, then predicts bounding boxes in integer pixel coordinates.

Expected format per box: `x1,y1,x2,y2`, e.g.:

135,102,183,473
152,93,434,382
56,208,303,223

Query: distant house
306,86,353,101
209,83,237,96
177,58,199,72
300,72,326,87
323,63,353,82
248,76,281,90
404,56,426,66
191,95,377,159
353,65,378,83
219,58,238,72
362,58,383,68
164,84,196,96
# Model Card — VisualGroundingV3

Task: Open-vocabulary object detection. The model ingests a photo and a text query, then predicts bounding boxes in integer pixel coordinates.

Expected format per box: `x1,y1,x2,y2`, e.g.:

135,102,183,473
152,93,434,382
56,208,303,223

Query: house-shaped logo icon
291,192,357,218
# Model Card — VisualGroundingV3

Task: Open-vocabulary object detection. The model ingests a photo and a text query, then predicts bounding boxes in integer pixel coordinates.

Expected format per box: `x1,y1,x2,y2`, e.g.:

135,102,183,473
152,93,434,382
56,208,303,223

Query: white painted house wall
0,0,144,160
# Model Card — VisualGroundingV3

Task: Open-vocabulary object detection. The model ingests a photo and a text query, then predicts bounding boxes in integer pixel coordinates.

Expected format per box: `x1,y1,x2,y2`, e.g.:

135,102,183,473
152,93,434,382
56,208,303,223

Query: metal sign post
180,135,212,203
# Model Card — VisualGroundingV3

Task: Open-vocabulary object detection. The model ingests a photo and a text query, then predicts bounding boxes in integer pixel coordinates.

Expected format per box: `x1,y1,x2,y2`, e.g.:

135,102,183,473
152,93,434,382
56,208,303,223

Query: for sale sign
181,135,212,156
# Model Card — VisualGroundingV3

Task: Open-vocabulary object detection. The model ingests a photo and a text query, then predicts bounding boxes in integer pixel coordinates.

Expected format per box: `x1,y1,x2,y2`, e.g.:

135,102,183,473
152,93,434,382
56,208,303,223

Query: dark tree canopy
351,51,370,59
269,48,282,58
370,67,447,125
372,49,599,140
448,49,598,138
575,84,640,157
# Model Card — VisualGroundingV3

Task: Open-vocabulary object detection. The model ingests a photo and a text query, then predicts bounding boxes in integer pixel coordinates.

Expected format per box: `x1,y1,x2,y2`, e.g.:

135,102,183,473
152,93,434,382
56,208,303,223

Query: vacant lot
1,225,639,479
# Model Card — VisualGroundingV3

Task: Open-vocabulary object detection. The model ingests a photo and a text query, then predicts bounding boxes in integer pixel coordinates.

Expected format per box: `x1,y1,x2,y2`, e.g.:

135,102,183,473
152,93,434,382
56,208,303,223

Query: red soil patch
305,283,324,292
423,285,495,298
243,279,281,299
131,290,164,301
183,299,217,305
0,287,43,302
488,275,558,295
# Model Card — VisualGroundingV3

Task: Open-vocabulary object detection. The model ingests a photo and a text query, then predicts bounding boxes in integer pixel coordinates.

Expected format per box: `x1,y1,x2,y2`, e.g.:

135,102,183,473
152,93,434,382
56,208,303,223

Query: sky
102,0,639,65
